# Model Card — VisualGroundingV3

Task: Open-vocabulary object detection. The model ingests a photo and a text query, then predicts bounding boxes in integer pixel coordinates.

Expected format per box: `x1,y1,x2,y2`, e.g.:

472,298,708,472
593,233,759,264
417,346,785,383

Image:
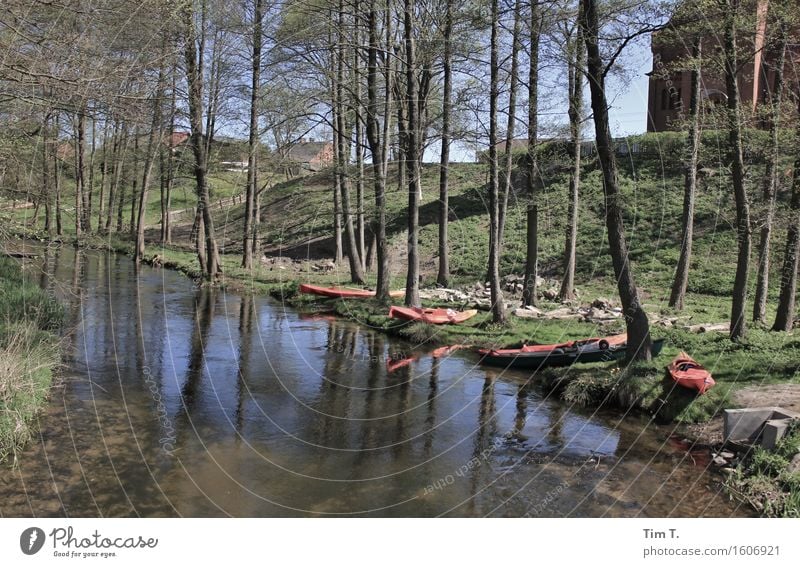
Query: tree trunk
242,0,263,270
54,113,62,236
772,81,800,332
753,28,786,323
353,11,366,271
73,113,85,239
436,0,453,287
162,69,178,244
669,39,702,310
487,0,506,324
724,1,751,341
97,120,112,233
128,130,139,234
365,0,391,301
582,0,651,361
86,116,96,233
403,0,421,306
110,125,129,233
522,1,541,307
42,113,53,238
498,0,522,250
335,0,365,284
559,11,585,302
183,1,220,280
134,41,167,265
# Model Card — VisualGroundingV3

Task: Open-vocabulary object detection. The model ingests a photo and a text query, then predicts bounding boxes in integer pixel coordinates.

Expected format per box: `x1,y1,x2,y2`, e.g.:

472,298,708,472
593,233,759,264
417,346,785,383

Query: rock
720,451,735,460
513,307,543,319
545,307,582,320
591,297,617,309
541,288,558,301
712,456,727,467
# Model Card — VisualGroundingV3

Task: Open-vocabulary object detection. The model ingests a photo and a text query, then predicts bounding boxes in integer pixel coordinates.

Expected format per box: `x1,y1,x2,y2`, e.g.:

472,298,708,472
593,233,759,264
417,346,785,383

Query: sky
444,38,654,163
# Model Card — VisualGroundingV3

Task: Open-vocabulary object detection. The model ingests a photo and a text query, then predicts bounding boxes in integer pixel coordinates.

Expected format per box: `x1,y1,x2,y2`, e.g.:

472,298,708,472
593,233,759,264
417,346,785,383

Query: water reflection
0,246,749,518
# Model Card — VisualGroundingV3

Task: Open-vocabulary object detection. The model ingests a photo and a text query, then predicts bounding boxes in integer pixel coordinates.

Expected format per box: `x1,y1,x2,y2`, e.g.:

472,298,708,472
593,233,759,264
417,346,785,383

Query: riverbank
0,253,63,464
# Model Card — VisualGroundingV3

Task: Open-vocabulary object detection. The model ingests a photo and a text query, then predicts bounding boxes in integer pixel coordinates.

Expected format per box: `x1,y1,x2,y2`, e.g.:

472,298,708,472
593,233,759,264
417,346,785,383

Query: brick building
646,0,789,132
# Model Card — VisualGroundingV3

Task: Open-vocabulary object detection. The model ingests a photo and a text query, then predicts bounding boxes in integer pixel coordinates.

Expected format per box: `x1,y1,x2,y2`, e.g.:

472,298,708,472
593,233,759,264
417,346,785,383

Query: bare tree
753,21,787,323
559,5,585,302
723,0,751,341
487,0,506,323
522,0,542,308
242,0,265,269
581,0,652,360
669,38,702,310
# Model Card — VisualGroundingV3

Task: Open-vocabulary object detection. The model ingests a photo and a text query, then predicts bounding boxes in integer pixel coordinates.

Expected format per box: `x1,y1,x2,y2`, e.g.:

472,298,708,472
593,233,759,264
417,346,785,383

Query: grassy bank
0,254,63,464
727,422,800,517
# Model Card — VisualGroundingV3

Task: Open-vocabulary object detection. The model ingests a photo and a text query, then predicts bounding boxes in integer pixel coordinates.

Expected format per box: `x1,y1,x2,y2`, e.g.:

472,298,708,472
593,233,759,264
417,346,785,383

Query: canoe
388,306,478,325
299,283,404,299
478,334,665,369
668,351,715,394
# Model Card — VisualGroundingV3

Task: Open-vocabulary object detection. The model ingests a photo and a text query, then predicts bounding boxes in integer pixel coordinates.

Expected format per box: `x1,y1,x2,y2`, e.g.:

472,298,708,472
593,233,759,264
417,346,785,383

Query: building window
670,88,682,110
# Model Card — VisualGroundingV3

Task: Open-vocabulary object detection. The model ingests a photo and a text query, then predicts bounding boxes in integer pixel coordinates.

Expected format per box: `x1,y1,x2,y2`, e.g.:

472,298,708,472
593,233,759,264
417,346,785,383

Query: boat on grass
388,306,478,325
299,283,404,299
667,352,715,394
478,334,665,369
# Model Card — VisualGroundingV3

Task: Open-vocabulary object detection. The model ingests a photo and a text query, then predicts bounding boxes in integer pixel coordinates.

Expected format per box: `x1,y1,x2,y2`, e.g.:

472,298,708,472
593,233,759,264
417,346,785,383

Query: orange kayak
299,284,404,299
388,306,478,325
668,352,715,394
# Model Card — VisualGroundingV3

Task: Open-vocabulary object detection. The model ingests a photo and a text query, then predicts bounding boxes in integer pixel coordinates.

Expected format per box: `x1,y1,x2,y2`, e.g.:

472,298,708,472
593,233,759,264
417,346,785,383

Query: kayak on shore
668,352,715,394
388,305,478,325
299,283,404,299
478,334,665,369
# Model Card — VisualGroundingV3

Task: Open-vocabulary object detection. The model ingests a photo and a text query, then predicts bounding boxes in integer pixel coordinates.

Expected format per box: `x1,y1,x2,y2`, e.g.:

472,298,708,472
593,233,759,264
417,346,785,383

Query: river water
0,246,749,517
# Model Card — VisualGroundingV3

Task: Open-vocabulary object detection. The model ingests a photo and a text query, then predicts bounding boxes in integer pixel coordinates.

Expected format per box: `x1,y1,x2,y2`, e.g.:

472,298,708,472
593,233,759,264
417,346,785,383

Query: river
0,245,749,517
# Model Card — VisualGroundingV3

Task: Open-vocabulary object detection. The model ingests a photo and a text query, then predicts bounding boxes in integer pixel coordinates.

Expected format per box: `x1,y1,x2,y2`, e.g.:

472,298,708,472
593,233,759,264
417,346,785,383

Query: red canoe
299,284,404,299
668,352,715,394
388,306,478,325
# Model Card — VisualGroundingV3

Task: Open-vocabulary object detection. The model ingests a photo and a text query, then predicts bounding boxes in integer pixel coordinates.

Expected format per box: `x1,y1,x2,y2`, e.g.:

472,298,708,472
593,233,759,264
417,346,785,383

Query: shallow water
0,246,750,517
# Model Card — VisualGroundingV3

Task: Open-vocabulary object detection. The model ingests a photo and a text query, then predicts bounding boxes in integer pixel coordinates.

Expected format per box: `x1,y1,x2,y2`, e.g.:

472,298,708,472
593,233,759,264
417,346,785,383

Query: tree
487,0,506,324
581,0,651,361
403,0,421,306
364,0,392,301
436,0,454,287
183,0,221,281
753,19,788,323
668,38,701,310
558,4,585,302
335,0,366,284
773,79,800,332
521,0,542,308
242,0,265,270
723,0,751,341
497,0,523,251
134,36,168,265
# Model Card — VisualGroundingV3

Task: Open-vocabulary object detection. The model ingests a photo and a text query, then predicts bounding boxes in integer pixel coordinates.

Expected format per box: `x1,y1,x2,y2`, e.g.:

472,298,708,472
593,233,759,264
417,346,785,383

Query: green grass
728,421,800,517
0,255,63,464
